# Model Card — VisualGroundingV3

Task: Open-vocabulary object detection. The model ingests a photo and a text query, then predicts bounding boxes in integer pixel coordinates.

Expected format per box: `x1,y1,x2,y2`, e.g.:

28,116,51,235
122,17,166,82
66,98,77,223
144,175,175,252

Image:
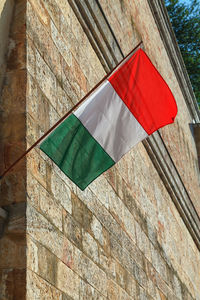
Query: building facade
0,0,200,299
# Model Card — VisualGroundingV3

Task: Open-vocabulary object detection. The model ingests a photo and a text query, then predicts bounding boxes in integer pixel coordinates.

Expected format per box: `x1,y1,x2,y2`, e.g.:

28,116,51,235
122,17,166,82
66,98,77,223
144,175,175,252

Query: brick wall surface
0,0,200,299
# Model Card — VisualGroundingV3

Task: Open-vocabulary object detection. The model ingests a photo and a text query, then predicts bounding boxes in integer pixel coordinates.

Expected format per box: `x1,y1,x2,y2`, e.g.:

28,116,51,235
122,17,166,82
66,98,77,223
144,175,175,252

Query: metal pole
0,41,143,179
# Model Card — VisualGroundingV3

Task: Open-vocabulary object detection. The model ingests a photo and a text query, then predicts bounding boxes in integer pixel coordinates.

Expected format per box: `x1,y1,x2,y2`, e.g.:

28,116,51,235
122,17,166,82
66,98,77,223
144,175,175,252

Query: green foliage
165,0,200,107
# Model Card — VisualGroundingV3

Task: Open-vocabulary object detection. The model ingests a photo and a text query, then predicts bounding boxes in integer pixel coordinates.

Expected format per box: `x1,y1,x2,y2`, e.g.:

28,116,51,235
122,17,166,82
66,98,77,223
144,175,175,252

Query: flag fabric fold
40,49,177,190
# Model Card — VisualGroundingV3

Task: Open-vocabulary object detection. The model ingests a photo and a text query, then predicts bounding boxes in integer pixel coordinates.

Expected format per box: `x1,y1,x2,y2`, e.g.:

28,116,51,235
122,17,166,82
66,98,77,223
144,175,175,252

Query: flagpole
0,41,143,179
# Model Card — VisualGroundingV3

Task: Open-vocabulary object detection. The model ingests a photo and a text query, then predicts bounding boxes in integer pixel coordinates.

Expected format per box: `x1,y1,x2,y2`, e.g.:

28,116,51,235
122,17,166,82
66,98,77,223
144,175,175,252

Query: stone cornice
68,0,123,73
69,0,200,250
143,133,200,250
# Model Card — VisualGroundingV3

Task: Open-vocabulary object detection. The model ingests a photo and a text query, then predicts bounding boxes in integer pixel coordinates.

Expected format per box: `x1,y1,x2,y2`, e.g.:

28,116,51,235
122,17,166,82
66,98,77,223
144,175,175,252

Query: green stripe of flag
40,114,115,190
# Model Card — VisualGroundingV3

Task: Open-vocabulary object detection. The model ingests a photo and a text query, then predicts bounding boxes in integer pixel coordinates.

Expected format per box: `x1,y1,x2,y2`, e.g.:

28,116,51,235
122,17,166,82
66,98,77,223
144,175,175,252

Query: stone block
63,212,82,250
172,274,183,300
27,204,64,260
27,38,36,77
133,263,148,289
43,0,61,30
123,206,136,243
72,193,93,232
27,172,40,208
146,278,156,299
0,268,26,300
73,249,107,297
110,235,123,264
62,237,75,269
71,192,85,225
27,269,62,300
125,274,137,299
51,169,72,214
120,289,132,300
108,188,125,226
144,259,157,285
0,0,14,90
0,112,26,148
26,73,39,120
99,247,109,274
0,165,26,206
60,14,80,65
138,286,148,300
27,235,39,273
135,221,151,262
61,11,104,87
55,0,71,26
115,261,127,290
27,113,40,145
105,168,146,230
82,230,99,263
156,273,170,299
77,189,123,247
27,4,62,83
57,260,80,299
35,47,57,105
11,1,26,38
28,0,50,28
158,290,168,300
49,100,60,127
91,215,104,246
56,83,74,117
27,148,47,189
150,244,168,283
79,280,106,300
146,218,157,247
5,202,26,237
89,175,111,210
7,35,26,71
6,0,26,70
39,185,63,231
61,60,81,104
0,235,26,269
36,89,51,133
107,279,119,300
38,244,57,285
71,56,88,94
121,233,144,270
62,294,73,300
51,20,72,67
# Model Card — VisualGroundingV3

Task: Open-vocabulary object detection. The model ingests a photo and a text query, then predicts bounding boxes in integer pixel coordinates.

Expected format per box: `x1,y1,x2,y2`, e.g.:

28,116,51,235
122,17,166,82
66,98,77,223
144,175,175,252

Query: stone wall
0,0,14,92
0,0,27,299
0,0,200,299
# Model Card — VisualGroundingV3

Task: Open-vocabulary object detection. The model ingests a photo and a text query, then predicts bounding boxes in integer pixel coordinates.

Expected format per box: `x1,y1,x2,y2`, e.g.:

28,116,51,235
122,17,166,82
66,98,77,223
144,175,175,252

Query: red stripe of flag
108,49,177,135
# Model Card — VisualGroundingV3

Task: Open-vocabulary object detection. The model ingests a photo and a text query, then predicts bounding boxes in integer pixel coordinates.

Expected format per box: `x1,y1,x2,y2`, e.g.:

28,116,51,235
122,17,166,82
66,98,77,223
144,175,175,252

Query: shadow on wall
0,0,14,95
190,123,200,172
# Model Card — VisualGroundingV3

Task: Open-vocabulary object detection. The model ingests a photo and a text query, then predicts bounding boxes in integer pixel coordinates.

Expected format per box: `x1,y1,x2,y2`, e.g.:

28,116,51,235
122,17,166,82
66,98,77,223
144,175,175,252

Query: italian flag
40,49,177,190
